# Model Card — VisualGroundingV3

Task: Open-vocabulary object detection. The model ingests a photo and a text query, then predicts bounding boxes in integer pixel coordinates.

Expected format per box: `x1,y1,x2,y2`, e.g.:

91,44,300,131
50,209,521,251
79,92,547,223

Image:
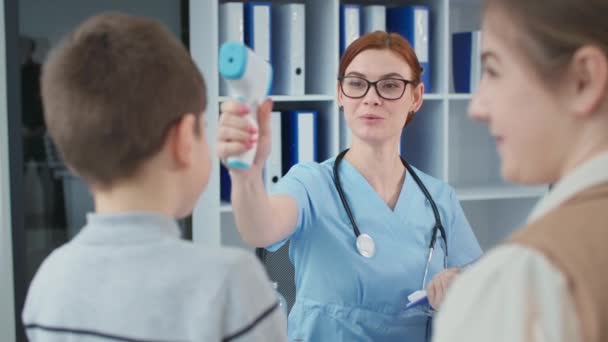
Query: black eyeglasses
338,76,415,100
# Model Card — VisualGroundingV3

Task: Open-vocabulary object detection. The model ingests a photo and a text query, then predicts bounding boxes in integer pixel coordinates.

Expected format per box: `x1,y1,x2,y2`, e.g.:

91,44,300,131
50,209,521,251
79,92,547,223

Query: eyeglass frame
338,75,417,101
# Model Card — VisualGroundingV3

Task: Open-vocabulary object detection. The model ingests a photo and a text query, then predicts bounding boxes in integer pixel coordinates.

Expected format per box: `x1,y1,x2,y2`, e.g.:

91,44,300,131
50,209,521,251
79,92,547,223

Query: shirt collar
528,151,608,223
74,211,182,244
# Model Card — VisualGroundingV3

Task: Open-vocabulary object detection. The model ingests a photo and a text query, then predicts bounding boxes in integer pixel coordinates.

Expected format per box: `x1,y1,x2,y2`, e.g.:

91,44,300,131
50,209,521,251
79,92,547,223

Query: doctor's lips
359,114,385,121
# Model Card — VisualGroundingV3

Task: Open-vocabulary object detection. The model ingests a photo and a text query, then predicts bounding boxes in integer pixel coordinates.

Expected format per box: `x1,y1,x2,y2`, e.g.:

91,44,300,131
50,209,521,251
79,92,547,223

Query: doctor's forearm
230,173,294,247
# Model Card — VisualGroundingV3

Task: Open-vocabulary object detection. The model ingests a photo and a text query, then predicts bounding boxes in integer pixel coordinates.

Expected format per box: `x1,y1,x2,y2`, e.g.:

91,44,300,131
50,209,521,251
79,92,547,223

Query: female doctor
217,32,482,341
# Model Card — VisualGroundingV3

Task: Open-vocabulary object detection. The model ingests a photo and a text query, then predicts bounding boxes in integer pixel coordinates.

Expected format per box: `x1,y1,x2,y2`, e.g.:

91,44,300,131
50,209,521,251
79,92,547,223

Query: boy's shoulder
173,240,262,273
25,239,267,312
35,237,263,286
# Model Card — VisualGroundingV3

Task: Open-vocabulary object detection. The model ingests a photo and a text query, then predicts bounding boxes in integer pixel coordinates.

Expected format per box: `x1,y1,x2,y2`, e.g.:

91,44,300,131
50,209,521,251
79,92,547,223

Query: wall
19,0,181,61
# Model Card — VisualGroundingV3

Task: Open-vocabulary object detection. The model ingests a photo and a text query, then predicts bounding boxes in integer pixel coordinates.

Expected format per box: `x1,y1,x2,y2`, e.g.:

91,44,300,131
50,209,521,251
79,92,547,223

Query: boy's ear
168,113,197,168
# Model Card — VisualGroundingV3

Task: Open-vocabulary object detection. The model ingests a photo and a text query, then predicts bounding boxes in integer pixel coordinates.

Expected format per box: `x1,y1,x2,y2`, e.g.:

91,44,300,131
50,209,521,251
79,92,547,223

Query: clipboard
404,290,435,317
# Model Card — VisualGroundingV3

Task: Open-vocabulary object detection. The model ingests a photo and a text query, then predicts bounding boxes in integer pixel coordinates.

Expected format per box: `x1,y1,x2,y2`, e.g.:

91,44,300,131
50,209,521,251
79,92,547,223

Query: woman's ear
565,45,608,117
337,81,344,108
411,82,425,113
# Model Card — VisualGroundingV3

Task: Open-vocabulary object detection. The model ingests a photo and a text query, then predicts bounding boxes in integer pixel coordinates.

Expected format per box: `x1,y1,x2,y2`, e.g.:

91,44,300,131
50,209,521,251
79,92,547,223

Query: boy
22,13,286,342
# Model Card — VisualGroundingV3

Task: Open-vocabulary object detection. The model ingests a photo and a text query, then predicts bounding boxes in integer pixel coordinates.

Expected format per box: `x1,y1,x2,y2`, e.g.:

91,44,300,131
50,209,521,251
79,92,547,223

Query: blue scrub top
267,158,482,342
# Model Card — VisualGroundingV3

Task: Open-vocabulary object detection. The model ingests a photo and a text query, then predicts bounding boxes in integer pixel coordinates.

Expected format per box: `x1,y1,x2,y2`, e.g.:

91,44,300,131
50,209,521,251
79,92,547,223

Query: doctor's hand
217,98,274,175
427,267,461,310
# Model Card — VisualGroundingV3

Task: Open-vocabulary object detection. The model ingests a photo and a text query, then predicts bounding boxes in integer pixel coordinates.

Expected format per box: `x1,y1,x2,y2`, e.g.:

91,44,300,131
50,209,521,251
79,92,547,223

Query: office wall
1,0,16,339
19,0,181,62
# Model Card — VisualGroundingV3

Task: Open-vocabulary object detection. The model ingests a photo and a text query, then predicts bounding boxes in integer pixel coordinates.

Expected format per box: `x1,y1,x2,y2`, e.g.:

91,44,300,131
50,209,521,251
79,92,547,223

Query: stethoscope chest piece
356,233,376,258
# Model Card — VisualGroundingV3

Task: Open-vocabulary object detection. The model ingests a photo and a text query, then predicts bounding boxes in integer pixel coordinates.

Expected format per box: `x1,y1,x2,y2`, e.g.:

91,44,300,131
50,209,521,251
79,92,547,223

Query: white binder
340,5,361,54
264,111,283,193
295,111,316,163
245,3,272,63
272,4,306,95
469,31,482,93
219,2,244,96
361,5,386,34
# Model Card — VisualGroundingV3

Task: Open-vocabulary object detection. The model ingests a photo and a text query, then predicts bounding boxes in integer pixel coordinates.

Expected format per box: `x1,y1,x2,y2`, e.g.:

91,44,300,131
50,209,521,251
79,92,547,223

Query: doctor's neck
345,140,406,199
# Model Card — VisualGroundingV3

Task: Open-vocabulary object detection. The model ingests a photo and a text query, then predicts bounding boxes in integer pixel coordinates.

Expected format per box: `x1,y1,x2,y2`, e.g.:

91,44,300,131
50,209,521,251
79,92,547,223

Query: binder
282,110,317,172
340,4,361,55
272,4,306,95
244,2,272,64
264,111,283,192
361,5,386,34
452,31,482,93
219,2,244,96
387,6,431,91
220,164,231,203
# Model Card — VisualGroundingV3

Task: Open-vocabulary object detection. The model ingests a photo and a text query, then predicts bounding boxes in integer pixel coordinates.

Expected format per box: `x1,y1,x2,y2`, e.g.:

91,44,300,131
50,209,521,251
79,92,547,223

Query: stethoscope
333,149,448,289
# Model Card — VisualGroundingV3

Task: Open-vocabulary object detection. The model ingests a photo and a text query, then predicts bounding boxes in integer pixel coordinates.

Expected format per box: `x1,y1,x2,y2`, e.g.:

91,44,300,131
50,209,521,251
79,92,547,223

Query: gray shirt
22,212,287,342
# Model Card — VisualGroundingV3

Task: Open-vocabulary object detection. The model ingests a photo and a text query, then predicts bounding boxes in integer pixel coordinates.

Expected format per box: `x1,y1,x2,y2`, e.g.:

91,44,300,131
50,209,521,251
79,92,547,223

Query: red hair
339,31,422,82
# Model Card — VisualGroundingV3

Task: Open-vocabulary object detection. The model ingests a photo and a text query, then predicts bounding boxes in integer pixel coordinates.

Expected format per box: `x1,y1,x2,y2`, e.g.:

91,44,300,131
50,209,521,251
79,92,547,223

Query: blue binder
244,2,272,63
220,164,231,203
282,111,318,172
387,6,431,91
452,31,482,93
340,4,361,56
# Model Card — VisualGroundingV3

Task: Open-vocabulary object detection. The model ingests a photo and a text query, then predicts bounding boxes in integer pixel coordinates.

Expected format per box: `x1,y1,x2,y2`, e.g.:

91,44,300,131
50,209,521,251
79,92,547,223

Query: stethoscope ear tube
333,149,362,237
401,157,448,258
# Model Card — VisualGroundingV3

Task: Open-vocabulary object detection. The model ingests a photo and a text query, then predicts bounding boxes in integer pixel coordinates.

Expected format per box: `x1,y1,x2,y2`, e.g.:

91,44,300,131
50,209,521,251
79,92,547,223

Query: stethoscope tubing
333,148,448,264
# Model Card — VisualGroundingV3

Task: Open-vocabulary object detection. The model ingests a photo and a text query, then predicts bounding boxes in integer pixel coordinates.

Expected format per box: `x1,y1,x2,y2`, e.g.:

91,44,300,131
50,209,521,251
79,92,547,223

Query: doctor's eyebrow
345,71,407,79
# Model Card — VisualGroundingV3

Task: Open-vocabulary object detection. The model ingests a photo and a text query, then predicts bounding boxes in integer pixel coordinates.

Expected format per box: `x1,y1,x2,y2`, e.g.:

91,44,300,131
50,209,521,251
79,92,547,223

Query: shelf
219,93,444,101
423,93,443,100
448,93,473,100
456,185,547,201
450,0,483,7
218,95,334,103
220,202,232,213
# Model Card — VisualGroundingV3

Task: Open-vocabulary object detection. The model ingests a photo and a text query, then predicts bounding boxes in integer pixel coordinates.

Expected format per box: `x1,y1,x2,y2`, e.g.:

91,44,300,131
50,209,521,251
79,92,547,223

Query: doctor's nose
363,84,382,106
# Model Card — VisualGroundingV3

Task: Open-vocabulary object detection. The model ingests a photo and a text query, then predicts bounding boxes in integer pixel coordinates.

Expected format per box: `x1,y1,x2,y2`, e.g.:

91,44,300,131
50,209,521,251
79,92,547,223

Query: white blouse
433,152,608,342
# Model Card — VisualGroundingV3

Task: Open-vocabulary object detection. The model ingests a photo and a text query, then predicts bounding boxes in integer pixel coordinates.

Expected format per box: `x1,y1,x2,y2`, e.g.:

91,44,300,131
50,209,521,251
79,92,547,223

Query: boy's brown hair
41,13,206,189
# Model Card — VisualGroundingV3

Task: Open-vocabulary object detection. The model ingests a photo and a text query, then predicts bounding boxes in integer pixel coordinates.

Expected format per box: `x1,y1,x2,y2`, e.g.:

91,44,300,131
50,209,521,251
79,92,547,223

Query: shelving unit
219,95,335,102
188,0,546,252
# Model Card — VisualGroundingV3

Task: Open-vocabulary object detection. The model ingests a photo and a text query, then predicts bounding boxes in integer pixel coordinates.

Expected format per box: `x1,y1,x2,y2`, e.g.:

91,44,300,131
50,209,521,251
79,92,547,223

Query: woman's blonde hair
484,0,608,80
